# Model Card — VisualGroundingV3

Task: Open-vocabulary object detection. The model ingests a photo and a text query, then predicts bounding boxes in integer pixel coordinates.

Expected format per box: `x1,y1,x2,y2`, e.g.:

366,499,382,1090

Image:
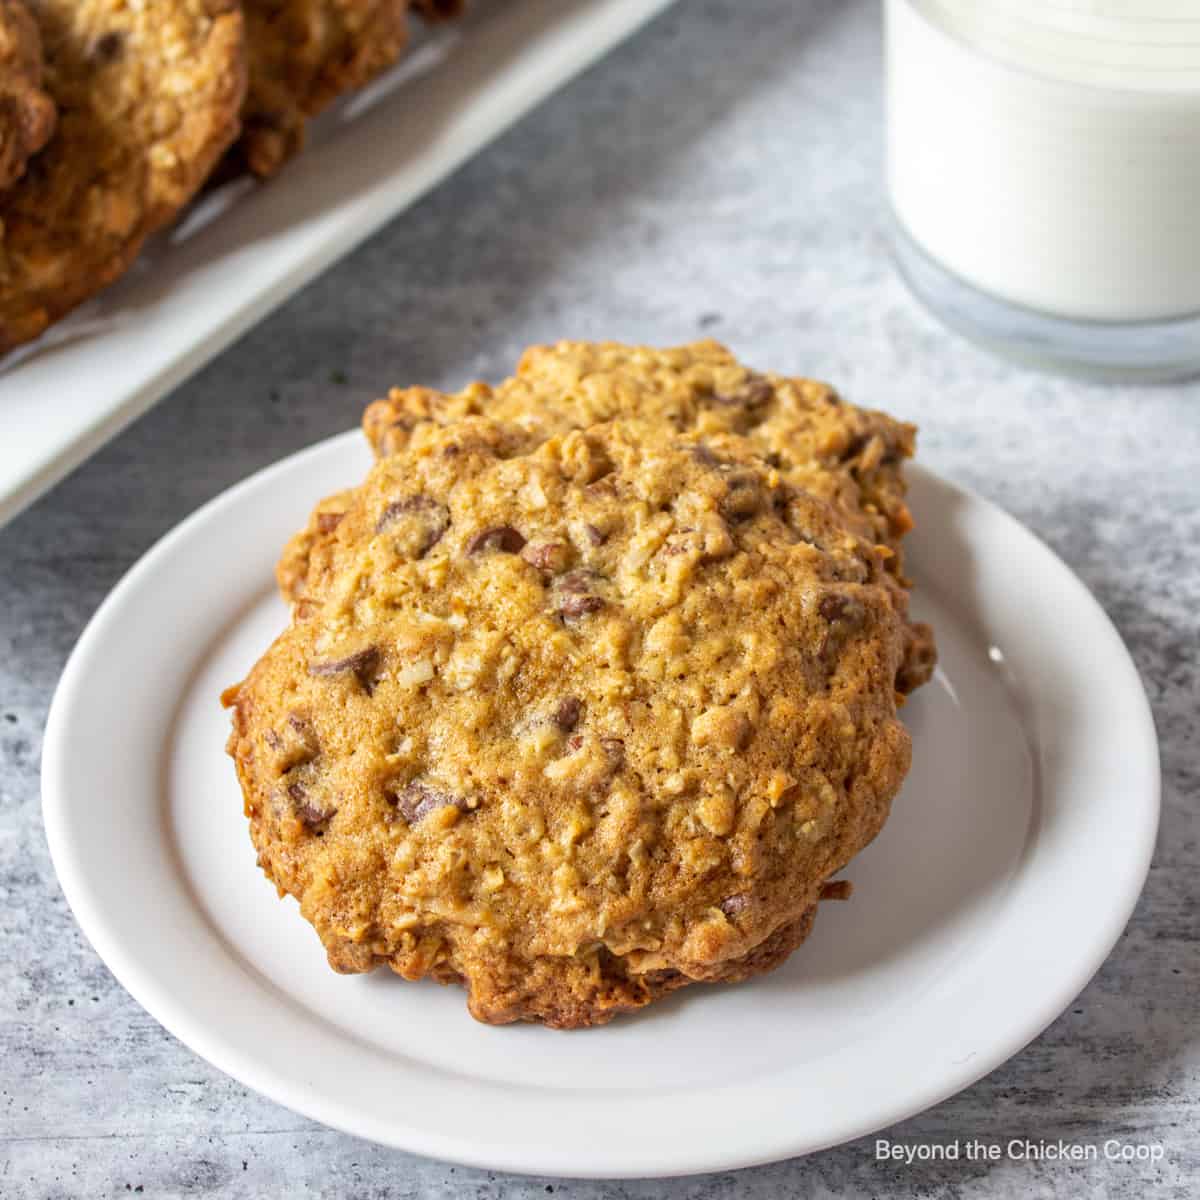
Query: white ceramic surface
887,0,1200,324
0,0,677,529
42,433,1159,1178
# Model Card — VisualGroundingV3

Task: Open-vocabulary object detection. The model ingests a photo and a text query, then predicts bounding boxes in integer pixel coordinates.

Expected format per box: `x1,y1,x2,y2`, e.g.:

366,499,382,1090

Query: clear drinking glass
885,0,1200,382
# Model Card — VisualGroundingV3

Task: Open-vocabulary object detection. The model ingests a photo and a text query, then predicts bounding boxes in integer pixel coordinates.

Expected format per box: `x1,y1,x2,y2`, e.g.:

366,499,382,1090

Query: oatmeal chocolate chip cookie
235,0,408,178
225,418,913,1027
348,341,935,691
0,0,246,354
0,0,54,191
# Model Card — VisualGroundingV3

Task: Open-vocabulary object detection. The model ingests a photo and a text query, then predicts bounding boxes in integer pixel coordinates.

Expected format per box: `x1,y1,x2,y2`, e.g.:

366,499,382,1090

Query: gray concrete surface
1,1,1196,1196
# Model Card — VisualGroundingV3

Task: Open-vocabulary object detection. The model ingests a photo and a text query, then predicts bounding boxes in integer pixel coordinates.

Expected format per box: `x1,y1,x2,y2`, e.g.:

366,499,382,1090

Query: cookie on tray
235,0,409,178
0,0,54,191
225,416,913,1027
0,0,246,354
316,341,935,691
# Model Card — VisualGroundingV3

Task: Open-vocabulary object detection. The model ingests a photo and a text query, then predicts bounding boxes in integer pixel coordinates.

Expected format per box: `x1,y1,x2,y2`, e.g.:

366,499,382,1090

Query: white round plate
43,432,1159,1179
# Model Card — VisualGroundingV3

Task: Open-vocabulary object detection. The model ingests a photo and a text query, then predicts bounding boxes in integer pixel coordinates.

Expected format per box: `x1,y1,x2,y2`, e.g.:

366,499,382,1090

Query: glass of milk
885,0,1200,381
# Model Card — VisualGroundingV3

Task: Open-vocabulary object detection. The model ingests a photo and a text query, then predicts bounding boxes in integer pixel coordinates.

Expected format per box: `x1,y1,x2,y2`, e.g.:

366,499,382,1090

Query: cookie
316,341,936,691
0,0,54,191
235,0,408,178
0,0,246,354
225,417,913,1027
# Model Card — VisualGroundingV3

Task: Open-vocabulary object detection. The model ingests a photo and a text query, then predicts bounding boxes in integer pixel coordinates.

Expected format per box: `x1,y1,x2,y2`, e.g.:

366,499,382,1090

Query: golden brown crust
0,0,54,191
227,410,914,1027
235,0,408,178
0,0,246,353
350,340,937,692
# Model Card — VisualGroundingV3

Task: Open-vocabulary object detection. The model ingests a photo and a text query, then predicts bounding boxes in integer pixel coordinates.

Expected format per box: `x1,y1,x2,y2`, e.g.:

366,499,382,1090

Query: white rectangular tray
0,0,676,528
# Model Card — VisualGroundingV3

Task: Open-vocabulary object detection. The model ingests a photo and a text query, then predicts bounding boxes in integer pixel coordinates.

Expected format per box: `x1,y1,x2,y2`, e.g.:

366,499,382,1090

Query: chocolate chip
818,594,864,624
839,433,870,463
378,417,418,456
744,378,774,407
316,511,344,534
558,569,599,593
720,895,749,917
288,782,336,829
555,569,606,620
89,31,124,63
376,495,450,558
466,526,526,556
308,647,381,692
298,803,333,829
249,109,288,134
719,473,763,522
308,646,379,676
820,880,854,901
584,523,607,547
560,593,605,619
553,697,582,732
376,496,434,530
269,713,319,770
819,594,847,622
391,783,469,824
712,376,773,410
585,476,619,499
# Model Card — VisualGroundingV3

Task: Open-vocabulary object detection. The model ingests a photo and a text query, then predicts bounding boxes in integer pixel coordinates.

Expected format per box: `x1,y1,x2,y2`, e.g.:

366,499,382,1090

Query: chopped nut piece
698,788,736,836
522,541,570,573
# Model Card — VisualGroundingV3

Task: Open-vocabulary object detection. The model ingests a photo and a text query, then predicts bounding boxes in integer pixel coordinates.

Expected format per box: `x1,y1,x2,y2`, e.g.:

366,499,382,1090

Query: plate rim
42,431,1160,1178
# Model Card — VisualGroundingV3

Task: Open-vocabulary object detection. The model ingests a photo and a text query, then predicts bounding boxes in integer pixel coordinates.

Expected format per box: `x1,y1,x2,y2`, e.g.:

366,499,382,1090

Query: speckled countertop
2,1,1196,1196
